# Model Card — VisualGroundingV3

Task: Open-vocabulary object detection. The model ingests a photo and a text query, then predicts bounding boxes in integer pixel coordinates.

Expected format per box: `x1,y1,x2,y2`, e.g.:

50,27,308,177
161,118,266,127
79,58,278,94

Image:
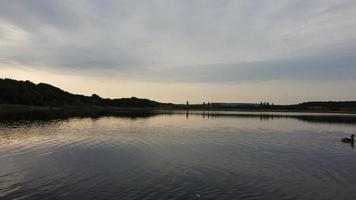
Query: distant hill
1,78,355,112
0,78,163,107
192,101,356,112
291,101,356,112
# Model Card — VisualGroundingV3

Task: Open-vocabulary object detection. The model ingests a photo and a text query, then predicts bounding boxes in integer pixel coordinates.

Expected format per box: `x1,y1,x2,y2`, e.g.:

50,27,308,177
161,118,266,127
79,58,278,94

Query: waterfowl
342,134,354,143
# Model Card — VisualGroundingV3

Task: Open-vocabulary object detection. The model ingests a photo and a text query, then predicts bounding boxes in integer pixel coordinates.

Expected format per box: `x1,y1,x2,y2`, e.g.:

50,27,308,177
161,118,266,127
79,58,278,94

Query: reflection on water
0,111,356,200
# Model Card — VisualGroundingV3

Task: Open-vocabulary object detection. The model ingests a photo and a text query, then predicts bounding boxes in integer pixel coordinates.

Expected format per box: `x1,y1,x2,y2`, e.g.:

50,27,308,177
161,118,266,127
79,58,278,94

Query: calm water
0,111,356,200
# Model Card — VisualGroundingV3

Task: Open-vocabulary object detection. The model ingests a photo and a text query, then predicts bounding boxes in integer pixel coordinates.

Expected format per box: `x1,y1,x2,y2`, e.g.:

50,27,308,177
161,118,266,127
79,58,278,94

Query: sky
1,0,356,104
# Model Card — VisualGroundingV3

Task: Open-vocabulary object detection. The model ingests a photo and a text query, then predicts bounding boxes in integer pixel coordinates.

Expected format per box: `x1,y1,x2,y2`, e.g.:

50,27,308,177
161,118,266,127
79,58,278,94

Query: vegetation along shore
1,78,356,114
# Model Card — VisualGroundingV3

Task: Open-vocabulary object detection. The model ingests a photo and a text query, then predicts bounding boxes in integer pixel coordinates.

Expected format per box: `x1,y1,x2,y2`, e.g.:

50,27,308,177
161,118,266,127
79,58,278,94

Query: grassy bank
0,104,59,114
0,104,156,113
1,104,356,115
161,107,356,114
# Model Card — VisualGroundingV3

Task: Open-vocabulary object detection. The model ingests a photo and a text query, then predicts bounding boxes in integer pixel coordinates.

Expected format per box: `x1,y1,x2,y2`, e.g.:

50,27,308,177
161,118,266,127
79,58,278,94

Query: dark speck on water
0,111,356,200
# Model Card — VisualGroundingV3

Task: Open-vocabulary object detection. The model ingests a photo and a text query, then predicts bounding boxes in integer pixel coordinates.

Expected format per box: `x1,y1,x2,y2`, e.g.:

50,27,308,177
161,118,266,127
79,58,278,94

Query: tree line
1,78,355,111
0,78,163,107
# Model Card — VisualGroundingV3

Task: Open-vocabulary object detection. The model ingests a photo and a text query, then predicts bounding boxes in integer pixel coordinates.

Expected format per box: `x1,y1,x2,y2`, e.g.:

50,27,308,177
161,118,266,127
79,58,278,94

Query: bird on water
342,134,354,143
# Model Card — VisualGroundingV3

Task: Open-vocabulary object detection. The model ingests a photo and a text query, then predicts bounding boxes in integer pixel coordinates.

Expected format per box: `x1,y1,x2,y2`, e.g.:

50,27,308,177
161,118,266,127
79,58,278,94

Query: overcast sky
1,0,356,104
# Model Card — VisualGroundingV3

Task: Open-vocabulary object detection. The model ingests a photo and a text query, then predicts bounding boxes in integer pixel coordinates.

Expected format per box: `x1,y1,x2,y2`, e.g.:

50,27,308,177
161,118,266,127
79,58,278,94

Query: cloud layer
1,0,356,83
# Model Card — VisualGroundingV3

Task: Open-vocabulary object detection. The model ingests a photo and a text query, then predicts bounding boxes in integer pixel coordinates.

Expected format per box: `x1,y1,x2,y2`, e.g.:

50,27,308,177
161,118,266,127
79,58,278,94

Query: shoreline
1,104,356,115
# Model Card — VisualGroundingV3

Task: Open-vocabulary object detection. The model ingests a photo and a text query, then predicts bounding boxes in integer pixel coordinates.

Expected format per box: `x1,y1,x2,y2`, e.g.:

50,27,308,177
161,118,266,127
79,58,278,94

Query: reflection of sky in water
0,113,356,200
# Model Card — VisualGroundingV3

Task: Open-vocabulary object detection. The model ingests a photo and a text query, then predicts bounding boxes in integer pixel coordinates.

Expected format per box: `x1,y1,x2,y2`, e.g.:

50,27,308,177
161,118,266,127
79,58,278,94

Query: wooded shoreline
1,104,356,115
1,78,356,114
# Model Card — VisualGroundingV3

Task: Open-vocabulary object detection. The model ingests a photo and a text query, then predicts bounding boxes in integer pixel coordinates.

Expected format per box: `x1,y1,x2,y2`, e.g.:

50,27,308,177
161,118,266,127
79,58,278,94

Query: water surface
0,111,356,200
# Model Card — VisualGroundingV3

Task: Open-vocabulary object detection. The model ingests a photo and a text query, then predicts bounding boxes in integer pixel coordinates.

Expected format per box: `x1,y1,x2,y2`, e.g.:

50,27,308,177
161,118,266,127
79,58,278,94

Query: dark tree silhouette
0,78,162,108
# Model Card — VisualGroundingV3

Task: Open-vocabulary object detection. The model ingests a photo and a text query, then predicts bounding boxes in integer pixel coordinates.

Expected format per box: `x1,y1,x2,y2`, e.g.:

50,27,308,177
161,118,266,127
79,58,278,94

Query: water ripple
1,113,356,200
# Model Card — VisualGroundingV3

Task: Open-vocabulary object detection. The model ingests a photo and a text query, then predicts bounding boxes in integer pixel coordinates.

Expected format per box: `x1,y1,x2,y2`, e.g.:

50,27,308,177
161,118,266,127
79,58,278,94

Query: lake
0,111,356,200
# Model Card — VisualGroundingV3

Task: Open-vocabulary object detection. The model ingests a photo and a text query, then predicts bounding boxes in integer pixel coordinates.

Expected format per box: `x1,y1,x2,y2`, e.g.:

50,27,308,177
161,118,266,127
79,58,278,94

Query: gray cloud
152,45,356,83
0,0,356,82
